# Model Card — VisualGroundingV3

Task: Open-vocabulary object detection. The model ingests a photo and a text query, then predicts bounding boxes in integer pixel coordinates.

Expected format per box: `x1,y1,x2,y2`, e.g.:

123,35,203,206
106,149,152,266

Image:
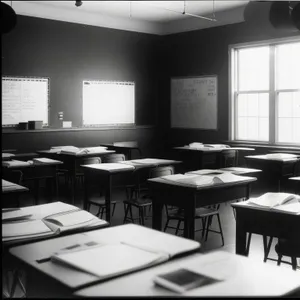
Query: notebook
82,163,135,171
247,193,300,214
59,146,108,155
51,243,169,281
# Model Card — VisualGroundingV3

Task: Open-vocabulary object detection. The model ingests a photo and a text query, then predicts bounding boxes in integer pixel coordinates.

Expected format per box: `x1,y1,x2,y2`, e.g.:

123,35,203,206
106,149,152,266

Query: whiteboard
171,76,218,129
83,80,135,126
2,76,49,127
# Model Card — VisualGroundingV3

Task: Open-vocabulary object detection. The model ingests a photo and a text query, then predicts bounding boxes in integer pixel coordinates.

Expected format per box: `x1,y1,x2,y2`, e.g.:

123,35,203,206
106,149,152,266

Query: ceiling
6,1,250,35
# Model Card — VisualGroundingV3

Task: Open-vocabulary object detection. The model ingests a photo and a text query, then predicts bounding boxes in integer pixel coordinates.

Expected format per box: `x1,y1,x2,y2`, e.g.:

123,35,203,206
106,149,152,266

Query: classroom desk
148,176,256,240
244,155,300,192
2,153,15,161
100,141,142,159
9,224,200,298
74,250,300,297
173,146,254,171
2,149,17,153
82,159,182,222
289,176,300,194
231,201,300,257
2,201,109,298
2,160,63,204
36,149,115,204
2,179,29,207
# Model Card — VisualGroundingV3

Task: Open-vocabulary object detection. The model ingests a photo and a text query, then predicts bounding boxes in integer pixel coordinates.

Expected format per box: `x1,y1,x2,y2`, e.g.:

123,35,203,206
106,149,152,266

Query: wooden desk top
100,142,139,149
74,250,300,297
37,149,115,158
289,176,300,181
245,154,300,162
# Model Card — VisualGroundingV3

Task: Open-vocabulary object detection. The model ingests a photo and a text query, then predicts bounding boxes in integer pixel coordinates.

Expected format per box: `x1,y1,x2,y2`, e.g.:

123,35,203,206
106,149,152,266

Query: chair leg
100,207,105,219
164,219,170,232
216,214,224,246
123,203,130,224
201,218,206,239
129,205,134,223
139,207,145,226
175,220,182,235
291,257,297,271
277,254,282,266
205,216,212,241
112,203,116,216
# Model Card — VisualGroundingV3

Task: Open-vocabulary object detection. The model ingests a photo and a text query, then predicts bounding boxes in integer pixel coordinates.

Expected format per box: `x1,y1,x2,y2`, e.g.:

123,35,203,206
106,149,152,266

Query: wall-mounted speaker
1,2,17,34
269,1,298,31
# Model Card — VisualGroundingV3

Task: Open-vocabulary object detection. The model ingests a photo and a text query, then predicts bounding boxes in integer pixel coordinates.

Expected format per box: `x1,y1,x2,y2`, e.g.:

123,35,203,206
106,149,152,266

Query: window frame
229,36,300,146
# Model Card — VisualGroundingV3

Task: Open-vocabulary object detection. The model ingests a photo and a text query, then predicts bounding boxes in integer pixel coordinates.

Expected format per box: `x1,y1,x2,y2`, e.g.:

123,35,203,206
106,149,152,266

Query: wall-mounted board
171,76,218,130
82,80,135,126
2,76,49,127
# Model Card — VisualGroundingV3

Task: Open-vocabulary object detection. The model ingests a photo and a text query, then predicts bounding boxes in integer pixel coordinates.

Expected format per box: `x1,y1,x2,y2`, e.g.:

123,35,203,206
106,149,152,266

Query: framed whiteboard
82,80,135,126
2,76,49,127
171,76,218,130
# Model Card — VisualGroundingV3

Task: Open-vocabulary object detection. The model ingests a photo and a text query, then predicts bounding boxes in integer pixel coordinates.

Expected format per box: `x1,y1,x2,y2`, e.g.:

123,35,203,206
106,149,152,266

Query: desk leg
34,180,40,205
83,171,89,211
184,204,195,240
235,212,248,256
70,162,76,205
152,200,163,232
104,175,112,223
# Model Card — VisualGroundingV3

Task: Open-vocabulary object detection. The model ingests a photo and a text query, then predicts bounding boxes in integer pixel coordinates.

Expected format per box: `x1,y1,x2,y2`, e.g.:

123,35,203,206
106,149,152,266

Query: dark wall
2,15,163,154
2,15,162,127
159,2,300,148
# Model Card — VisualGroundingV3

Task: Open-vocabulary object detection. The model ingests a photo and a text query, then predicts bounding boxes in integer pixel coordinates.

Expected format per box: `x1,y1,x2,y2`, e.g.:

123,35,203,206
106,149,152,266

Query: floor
4,176,300,298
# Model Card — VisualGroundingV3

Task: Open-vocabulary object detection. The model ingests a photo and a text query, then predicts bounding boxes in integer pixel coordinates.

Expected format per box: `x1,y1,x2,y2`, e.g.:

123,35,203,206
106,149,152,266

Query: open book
51,242,169,281
161,173,246,187
59,146,108,155
2,207,107,242
247,193,300,214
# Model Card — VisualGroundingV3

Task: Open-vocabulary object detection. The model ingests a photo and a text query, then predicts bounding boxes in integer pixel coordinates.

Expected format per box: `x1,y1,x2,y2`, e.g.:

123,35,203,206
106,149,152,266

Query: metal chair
275,238,300,271
123,166,175,225
86,154,126,219
164,204,224,246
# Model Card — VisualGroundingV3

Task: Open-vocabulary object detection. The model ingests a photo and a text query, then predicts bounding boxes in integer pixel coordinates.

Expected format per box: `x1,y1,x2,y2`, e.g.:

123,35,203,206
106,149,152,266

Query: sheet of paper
83,163,135,171
248,193,299,208
2,209,32,221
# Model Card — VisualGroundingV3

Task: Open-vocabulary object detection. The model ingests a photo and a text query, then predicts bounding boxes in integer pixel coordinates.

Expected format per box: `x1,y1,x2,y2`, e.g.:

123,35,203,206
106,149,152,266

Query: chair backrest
102,154,126,163
217,149,238,168
149,166,174,179
76,156,101,172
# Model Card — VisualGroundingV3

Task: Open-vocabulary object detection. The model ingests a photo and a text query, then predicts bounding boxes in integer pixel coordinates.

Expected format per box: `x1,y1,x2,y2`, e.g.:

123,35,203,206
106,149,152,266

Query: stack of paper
82,163,135,171
59,146,108,155
2,160,32,168
247,193,300,214
188,142,204,149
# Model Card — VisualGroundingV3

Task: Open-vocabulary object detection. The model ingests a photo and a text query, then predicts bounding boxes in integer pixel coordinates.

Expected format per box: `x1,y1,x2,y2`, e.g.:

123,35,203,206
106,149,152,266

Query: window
230,38,300,145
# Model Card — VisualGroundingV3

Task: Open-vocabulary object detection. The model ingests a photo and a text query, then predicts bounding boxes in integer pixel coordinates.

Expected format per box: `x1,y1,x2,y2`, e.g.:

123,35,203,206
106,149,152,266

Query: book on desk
2,202,108,242
52,146,108,155
246,192,300,215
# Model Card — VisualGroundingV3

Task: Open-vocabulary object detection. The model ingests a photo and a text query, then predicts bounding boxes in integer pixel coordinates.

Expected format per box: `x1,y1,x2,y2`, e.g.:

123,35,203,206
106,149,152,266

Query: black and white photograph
1,0,300,298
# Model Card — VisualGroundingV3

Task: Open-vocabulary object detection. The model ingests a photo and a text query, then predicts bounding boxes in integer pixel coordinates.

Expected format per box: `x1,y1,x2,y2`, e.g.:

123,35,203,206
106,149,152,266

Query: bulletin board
2,76,49,127
171,76,218,130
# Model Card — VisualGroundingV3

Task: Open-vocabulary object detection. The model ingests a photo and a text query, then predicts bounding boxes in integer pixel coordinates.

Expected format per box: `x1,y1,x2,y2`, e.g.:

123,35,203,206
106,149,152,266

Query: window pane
278,118,292,143
293,118,300,143
247,94,259,117
238,47,269,91
278,92,293,118
237,94,247,117
259,117,269,141
276,42,300,90
247,117,258,140
293,92,300,117
237,117,247,140
258,93,269,117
